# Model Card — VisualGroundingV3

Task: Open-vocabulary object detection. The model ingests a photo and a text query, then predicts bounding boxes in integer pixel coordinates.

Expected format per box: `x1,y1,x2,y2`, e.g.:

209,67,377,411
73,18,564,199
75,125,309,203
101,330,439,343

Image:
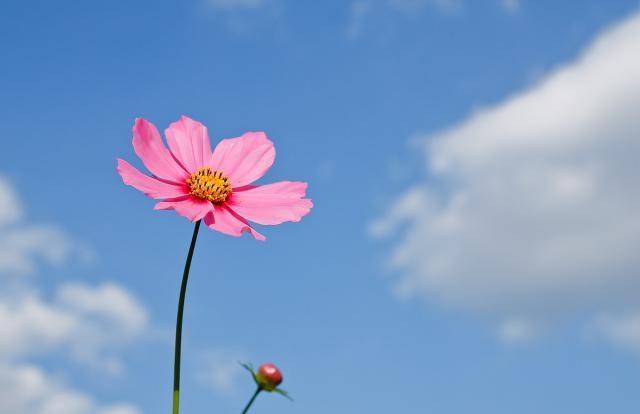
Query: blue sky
1,0,640,413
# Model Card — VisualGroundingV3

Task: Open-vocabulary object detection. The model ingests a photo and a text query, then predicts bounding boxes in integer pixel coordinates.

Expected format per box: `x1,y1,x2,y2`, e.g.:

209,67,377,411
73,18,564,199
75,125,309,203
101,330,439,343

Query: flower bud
255,363,283,391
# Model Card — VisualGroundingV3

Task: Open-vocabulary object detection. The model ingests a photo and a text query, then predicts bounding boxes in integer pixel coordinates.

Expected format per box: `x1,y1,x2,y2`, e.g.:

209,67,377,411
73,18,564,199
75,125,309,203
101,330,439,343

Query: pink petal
165,115,213,173
209,132,275,187
154,197,213,222
204,205,265,241
117,159,189,199
228,181,312,225
132,118,189,183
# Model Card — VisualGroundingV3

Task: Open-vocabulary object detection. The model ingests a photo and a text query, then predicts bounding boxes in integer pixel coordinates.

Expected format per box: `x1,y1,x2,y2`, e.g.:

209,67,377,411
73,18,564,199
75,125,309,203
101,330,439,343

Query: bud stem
241,387,262,414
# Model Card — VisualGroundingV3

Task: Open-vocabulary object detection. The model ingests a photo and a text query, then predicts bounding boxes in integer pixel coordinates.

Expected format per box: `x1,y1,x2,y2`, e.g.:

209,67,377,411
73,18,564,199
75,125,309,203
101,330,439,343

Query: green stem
173,220,202,414
241,387,262,414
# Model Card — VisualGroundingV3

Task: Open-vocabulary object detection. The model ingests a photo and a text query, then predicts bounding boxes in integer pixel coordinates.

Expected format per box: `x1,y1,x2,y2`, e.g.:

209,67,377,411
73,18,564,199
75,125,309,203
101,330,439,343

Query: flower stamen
187,167,232,203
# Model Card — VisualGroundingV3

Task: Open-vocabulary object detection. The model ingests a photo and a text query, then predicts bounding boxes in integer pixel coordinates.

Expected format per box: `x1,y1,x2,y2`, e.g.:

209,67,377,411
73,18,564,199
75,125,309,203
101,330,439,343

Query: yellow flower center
186,167,232,203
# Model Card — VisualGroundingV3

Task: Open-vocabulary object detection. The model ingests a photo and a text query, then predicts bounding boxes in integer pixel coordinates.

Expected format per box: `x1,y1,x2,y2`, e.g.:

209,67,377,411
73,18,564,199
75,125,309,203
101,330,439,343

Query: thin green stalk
173,220,202,414
241,388,262,414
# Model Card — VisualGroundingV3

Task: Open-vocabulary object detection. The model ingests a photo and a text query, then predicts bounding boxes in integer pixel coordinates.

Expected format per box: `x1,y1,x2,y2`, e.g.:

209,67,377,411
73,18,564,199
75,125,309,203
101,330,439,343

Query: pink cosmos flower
117,116,312,240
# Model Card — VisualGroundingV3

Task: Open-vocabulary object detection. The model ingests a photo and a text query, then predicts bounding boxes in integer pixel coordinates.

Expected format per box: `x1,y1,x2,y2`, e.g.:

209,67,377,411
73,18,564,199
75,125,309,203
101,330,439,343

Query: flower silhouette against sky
117,116,312,240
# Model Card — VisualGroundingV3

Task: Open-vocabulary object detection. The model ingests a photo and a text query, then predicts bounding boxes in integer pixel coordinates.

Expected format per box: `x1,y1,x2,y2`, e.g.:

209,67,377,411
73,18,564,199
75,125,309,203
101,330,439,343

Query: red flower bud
255,363,283,391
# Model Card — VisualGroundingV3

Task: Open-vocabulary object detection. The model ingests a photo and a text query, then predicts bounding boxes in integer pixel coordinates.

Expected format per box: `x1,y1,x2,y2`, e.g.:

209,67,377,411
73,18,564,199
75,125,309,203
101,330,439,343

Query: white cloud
0,175,146,412
0,177,77,276
58,283,148,374
0,283,148,375
0,177,147,366
0,177,22,226
0,292,75,357
372,12,640,343
0,285,147,412
0,226,75,275
195,348,247,396
57,282,148,340
0,363,140,414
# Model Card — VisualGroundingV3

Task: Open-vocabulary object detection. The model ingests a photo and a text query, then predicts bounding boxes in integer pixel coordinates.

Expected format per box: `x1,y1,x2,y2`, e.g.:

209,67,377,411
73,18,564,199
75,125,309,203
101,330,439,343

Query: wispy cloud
346,0,522,40
372,11,640,345
204,0,283,35
208,0,267,11
194,348,248,396
596,313,640,353
388,0,463,15
345,0,373,40
345,0,466,40
499,0,521,14
0,177,81,276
